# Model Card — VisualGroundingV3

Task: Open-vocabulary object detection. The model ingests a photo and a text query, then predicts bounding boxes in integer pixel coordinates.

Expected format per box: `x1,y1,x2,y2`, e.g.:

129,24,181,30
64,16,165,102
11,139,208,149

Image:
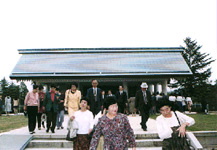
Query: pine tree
175,37,215,100
0,77,9,102
19,82,29,105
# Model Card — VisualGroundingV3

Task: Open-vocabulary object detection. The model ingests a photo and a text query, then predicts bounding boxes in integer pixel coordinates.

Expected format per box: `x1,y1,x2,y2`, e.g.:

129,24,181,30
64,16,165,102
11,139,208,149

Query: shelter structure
10,47,192,97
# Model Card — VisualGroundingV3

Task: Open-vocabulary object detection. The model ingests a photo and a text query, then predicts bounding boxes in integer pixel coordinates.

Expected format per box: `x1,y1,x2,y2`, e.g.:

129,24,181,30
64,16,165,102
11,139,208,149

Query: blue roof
10,47,192,79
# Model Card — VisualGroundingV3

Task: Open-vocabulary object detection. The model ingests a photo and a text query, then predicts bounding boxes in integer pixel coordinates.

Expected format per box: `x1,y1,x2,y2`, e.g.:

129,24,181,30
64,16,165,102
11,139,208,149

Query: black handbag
173,111,192,150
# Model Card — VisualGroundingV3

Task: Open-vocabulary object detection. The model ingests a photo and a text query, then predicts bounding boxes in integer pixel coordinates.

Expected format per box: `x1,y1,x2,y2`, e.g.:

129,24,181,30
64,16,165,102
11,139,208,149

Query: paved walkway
0,114,158,136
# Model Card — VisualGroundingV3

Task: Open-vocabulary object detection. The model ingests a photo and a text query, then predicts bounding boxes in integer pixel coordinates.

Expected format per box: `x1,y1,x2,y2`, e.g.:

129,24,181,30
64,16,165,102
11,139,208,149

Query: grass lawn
0,115,28,133
150,113,217,131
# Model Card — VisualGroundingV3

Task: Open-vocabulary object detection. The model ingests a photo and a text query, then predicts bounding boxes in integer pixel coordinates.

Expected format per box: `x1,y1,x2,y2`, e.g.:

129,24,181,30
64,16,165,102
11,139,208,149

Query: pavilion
10,47,192,97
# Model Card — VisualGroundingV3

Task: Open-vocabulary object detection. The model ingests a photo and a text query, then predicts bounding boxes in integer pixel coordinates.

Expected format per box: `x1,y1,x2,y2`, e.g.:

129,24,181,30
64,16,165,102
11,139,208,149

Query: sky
0,0,216,91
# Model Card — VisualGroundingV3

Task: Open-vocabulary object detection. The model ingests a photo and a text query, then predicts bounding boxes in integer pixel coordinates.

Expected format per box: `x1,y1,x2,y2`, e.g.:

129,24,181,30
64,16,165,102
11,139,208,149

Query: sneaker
61,126,64,129
38,127,41,130
30,131,34,134
57,127,60,130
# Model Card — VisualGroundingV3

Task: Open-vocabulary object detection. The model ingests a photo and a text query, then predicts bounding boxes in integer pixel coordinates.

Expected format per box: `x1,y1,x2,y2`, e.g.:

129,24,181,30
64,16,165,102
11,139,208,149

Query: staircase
25,133,163,150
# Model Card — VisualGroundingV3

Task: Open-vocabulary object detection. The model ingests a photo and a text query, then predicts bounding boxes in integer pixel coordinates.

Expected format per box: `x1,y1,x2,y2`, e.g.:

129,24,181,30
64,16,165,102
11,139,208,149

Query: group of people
24,80,195,150
0,95,19,116
24,84,64,134
150,92,193,115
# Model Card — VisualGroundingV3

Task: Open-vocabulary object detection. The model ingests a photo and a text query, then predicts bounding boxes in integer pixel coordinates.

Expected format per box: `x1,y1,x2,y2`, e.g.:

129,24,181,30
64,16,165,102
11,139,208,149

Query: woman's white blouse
156,111,195,140
74,110,94,134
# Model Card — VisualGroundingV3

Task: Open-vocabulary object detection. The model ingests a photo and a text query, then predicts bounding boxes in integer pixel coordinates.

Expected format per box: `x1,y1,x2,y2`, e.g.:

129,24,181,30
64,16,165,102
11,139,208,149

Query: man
86,79,102,115
101,90,106,107
43,84,60,133
107,90,116,99
115,86,127,113
24,85,40,134
56,87,65,130
135,82,152,131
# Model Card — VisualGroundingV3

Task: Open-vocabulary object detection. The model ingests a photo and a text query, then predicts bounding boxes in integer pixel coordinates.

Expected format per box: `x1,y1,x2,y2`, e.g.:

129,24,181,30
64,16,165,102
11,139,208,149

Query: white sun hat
140,82,148,88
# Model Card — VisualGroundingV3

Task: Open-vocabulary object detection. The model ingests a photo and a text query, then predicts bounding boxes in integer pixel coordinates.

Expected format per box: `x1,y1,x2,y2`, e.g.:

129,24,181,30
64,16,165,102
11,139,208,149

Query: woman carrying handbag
156,100,195,150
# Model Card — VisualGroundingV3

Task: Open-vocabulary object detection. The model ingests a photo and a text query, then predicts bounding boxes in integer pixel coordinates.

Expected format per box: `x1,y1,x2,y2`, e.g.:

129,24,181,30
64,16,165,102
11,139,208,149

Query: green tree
19,82,28,105
174,37,215,101
0,77,9,102
8,82,19,100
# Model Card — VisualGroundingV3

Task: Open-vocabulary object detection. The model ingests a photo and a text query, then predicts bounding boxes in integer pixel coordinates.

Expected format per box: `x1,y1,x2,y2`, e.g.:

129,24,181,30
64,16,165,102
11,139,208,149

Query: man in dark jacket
43,84,60,133
86,79,102,115
135,82,152,131
116,86,128,113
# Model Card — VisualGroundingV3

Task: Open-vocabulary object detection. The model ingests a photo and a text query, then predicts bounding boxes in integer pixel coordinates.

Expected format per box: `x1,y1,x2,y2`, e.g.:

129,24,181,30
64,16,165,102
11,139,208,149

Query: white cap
140,82,148,88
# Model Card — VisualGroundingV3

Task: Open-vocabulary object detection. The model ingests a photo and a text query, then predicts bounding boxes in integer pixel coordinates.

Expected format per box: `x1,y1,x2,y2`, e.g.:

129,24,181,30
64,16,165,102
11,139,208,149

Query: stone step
25,147,162,150
33,133,159,140
27,139,163,148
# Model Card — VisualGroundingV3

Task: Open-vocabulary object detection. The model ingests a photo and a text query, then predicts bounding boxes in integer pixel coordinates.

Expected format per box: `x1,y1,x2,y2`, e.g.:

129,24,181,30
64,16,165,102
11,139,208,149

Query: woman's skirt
73,134,90,150
162,126,191,150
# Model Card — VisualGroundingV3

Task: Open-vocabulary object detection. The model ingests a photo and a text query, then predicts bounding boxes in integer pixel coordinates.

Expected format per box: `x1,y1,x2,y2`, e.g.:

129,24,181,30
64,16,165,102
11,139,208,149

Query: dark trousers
46,110,57,131
37,113,42,128
140,108,150,130
118,102,125,113
27,106,38,132
56,110,64,128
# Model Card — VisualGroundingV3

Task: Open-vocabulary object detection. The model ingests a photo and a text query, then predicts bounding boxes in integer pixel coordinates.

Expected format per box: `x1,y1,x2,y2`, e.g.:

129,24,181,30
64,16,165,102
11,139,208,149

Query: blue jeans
56,110,64,128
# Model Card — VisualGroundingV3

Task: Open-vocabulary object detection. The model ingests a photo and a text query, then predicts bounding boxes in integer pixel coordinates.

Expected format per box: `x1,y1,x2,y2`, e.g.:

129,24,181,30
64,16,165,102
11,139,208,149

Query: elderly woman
64,82,81,118
71,97,94,150
90,96,136,150
156,100,195,150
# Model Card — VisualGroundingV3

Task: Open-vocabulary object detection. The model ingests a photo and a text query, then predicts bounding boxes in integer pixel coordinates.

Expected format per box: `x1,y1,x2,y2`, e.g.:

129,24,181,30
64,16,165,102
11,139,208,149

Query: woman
156,100,195,150
186,97,192,113
24,85,39,134
72,97,94,150
5,96,12,115
13,98,19,115
90,96,136,150
64,83,81,118
37,85,45,130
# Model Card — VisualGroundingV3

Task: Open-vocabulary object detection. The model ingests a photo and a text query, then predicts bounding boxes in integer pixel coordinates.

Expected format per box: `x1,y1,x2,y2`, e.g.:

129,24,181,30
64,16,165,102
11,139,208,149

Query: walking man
43,84,60,133
135,82,152,131
86,79,102,116
56,87,65,129
115,86,127,113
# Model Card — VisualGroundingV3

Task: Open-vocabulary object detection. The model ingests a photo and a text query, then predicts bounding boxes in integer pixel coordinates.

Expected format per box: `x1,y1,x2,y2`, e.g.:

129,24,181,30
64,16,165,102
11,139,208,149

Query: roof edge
18,47,184,54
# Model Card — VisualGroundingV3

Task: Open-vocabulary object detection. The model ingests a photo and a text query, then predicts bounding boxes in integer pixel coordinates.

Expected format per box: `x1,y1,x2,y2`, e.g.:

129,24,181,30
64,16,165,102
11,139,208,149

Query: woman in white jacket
156,100,195,150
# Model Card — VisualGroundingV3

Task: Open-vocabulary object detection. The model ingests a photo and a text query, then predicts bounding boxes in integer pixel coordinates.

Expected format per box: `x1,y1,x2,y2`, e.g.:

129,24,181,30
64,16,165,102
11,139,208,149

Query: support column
154,83,159,94
148,84,153,94
123,81,128,98
77,82,80,90
162,80,167,95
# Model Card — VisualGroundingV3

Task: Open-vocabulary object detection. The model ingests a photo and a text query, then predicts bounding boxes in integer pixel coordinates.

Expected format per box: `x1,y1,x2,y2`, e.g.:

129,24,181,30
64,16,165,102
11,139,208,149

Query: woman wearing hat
64,82,81,118
72,97,94,150
156,100,195,150
90,96,136,150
